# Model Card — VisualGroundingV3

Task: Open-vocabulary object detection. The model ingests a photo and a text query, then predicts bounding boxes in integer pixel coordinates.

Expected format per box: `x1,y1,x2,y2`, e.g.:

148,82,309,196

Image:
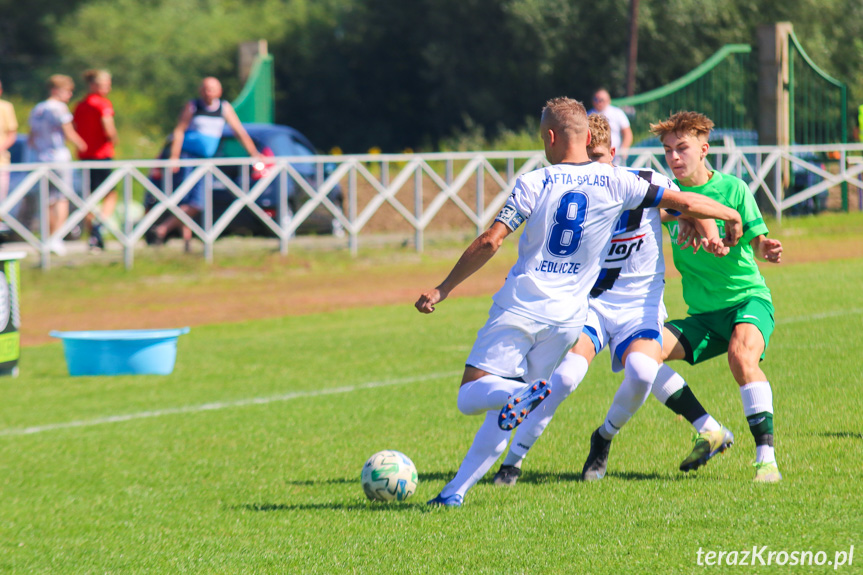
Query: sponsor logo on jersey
605,235,645,262
535,260,582,274
542,173,610,187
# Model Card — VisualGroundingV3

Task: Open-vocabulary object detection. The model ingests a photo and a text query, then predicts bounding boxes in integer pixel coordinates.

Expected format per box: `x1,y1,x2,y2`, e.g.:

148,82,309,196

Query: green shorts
665,297,775,365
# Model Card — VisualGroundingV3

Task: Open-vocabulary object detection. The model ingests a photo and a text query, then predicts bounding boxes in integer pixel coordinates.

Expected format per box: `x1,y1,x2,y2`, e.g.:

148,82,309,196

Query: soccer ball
361,450,418,502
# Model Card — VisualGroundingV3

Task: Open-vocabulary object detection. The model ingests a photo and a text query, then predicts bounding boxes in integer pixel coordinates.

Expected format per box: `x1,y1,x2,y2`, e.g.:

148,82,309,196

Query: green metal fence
615,45,757,144
788,31,847,145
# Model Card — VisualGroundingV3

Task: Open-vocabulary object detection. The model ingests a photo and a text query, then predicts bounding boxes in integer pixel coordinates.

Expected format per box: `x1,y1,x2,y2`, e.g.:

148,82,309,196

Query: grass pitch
2,245,863,573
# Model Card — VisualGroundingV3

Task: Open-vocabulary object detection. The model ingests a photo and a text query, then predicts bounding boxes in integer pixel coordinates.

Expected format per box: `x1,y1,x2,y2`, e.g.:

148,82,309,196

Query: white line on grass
7,307,858,439
777,307,863,325
0,371,461,438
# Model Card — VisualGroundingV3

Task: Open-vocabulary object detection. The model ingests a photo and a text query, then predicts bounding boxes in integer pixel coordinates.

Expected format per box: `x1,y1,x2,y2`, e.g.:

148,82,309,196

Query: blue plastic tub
50,328,190,376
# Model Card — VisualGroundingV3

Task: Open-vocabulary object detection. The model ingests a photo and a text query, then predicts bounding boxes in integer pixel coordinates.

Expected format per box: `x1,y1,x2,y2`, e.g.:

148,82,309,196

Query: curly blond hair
650,111,714,142
587,114,612,152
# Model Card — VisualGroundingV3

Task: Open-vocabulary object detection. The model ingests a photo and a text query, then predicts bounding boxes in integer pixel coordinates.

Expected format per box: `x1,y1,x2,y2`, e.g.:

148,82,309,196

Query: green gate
615,44,757,144
788,30,847,145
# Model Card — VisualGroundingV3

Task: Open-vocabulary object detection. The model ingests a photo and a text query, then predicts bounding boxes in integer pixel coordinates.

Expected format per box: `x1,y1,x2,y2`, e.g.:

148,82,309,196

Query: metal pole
349,162,358,256
414,167,423,254
204,170,213,263
40,175,50,270
476,162,484,237
625,0,640,96
279,167,289,256
124,170,133,270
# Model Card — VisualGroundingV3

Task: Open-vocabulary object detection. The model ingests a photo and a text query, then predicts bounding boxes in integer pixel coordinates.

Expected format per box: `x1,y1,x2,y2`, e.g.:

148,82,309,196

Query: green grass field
2,241,863,572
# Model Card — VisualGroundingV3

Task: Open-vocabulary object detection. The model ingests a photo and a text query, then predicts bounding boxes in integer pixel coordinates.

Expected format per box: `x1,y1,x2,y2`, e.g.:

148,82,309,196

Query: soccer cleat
753,461,782,483
581,427,612,481
427,493,463,507
497,380,551,431
492,465,522,487
679,426,735,472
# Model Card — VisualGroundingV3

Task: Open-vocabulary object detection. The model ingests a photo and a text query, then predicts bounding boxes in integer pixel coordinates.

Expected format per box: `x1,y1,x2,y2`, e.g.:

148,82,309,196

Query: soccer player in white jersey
415,97,743,507
490,114,734,486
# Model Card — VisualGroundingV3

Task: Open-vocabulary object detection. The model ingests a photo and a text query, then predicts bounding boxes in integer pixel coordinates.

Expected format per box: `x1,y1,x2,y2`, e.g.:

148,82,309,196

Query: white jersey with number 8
492,161,663,327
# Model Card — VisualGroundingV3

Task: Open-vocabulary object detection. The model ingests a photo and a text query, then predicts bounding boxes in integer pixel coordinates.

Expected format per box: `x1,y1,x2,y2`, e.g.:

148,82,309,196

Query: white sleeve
495,177,535,231
616,167,663,211
57,103,73,125
651,172,678,191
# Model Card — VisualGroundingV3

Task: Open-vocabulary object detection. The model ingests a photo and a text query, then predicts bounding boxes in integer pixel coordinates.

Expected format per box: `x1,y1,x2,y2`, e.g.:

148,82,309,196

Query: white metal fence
3,142,863,269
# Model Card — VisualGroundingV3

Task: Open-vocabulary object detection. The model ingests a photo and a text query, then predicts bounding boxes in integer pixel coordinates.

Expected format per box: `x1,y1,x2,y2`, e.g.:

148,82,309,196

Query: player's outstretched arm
752,235,782,263
681,216,730,257
415,221,511,314
658,190,742,247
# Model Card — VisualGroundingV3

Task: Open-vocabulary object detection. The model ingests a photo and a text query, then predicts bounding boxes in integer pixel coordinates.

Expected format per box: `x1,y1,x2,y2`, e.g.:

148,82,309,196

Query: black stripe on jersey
637,184,661,209
590,267,622,298
622,208,643,232
638,170,653,182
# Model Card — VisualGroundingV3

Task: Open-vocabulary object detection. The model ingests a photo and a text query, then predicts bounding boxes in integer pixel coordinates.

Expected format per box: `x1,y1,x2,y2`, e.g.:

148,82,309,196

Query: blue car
146,123,344,238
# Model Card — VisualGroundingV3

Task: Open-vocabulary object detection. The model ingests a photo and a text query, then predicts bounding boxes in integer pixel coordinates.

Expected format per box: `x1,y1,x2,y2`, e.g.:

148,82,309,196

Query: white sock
503,353,590,466
692,414,722,434
756,444,775,464
439,410,510,498
651,363,687,404
457,375,525,416
600,352,659,439
739,381,774,416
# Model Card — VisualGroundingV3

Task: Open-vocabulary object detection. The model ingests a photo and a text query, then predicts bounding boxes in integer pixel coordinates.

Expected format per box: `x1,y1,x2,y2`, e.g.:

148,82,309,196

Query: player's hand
702,237,730,257
415,288,446,314
722,217,742,247
758,238,782,263
676,218,701,252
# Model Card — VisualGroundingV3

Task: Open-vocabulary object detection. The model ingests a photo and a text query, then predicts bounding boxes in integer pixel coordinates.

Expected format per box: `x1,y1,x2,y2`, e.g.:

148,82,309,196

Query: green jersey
663,170,772,314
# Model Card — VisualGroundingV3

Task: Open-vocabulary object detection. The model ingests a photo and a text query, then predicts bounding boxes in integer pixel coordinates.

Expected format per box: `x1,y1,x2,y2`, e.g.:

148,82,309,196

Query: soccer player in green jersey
650,111,784,483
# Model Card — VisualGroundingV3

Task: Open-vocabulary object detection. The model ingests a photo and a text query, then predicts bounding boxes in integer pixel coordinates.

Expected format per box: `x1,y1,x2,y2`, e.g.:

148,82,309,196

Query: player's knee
456,380,481,415
625,352,660,391
551,353,589,396
553,369,580,397
727,345,758,376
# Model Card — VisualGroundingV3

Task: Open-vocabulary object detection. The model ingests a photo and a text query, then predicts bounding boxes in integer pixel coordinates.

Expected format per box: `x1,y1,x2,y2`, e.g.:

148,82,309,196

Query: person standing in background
74,69,118,251
588,88,633,162
29,74,87,256
0,81,18,236
153,76,260,251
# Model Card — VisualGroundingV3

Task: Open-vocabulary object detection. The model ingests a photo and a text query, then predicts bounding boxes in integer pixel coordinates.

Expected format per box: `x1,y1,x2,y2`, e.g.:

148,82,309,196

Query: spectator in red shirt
73,69,117,251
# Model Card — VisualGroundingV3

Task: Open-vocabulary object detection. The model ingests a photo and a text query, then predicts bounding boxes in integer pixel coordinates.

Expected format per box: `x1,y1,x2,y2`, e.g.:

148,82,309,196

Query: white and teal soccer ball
361,450,418,502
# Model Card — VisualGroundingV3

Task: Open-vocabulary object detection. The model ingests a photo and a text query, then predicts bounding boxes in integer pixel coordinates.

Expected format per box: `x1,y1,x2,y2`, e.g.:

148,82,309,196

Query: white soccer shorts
466,304,583,383
582,297,667,373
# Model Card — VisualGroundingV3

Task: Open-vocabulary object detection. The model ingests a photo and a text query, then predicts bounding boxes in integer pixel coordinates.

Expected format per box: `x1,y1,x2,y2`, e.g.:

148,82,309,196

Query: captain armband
496,205,526,231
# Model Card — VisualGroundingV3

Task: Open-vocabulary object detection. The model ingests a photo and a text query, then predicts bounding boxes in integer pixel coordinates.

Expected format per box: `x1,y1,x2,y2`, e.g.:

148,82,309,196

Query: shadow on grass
285,472,457,486
506,471,583,484
515,470,670,483
813,431,862,440
234,502,427,512
285,478,355,486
